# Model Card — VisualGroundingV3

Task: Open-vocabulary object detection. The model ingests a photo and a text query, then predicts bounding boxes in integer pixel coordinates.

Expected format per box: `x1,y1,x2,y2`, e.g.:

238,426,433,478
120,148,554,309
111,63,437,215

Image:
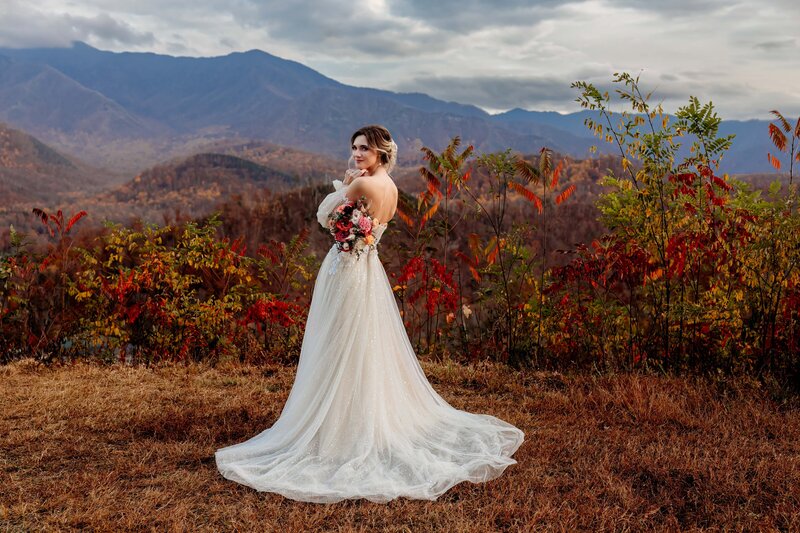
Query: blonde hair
350,124,397,174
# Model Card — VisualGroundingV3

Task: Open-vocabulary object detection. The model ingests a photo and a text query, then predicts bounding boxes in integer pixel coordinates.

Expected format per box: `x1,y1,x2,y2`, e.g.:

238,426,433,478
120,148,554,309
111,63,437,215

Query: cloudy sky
0,0,798,119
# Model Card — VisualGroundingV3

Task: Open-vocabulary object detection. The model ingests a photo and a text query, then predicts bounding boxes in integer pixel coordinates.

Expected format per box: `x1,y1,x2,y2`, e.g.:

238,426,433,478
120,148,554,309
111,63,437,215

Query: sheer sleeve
316,180,347,228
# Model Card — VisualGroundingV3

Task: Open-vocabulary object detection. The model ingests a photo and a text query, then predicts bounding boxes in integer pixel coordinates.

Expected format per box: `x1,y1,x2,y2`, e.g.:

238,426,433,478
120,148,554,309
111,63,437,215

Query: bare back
348,174,398,225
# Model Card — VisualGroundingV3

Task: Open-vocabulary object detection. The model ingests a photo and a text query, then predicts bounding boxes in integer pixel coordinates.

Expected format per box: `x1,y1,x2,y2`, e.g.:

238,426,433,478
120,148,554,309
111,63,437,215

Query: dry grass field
1,359,799,531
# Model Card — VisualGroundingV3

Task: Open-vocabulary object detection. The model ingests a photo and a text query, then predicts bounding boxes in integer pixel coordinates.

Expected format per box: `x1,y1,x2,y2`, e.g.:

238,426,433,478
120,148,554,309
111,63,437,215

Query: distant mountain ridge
0,42,783,175
0,121,109,205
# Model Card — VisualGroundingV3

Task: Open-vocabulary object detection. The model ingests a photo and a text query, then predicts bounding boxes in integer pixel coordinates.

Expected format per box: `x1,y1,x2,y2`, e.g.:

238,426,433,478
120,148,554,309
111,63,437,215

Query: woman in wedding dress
215,125,524,503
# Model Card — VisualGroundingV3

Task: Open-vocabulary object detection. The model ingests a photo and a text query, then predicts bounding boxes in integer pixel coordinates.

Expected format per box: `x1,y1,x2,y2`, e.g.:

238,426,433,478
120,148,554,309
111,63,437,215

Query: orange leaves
66,211,88,233
550,160,564,189
645,267,664,285
770,109,792,135
464,232,484,281
556,184,576,205
420,200,440,227
767,109,800,170
394,204,415,228
485,236,501,265
769,123,787,152
508,181,543,213
514,151,576,213
31,208,88,238
420,167,443,198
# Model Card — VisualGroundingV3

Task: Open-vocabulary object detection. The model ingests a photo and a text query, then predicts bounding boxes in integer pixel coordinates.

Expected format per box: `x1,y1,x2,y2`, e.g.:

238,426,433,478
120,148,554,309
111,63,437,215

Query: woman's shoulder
349,173,394,194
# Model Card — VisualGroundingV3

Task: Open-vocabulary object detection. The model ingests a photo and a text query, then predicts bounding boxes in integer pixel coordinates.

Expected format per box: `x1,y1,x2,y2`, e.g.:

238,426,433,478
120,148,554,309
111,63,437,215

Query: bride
215,125,524,503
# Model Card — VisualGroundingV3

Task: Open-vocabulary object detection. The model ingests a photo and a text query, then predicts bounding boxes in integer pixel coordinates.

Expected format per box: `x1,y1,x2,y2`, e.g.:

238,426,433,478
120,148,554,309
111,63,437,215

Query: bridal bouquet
327,196,376,256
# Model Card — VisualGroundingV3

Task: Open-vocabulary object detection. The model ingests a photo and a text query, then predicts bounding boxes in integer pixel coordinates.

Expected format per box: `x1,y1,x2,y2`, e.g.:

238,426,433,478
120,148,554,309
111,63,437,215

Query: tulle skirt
215,245,524,503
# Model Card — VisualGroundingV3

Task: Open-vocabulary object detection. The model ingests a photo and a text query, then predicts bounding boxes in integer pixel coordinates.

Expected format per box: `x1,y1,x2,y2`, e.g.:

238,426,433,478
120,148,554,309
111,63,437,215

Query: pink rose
358,216,372,233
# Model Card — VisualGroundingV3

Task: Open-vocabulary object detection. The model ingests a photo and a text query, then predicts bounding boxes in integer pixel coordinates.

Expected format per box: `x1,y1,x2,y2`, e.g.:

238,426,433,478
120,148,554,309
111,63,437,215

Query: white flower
462,304,473,319
352,209,362,223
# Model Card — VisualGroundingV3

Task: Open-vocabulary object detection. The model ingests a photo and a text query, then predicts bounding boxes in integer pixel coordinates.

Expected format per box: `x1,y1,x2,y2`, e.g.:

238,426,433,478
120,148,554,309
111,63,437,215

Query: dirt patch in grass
1,359,798,531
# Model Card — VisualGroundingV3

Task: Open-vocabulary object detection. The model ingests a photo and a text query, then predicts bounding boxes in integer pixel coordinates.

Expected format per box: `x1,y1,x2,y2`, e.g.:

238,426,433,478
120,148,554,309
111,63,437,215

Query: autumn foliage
1,73,798,391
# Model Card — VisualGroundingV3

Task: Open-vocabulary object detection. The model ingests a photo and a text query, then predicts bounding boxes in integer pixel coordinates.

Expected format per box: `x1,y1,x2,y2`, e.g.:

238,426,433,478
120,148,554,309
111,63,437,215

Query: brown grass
1,359,798,532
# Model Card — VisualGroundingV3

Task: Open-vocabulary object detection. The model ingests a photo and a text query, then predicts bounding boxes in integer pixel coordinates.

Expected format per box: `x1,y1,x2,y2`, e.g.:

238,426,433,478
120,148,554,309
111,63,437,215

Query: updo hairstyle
350,124,397,174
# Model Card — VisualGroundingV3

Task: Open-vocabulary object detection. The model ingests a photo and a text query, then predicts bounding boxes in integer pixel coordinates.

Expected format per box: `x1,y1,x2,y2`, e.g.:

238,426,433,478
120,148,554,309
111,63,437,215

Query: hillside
76,143,345,225
0,122,113,204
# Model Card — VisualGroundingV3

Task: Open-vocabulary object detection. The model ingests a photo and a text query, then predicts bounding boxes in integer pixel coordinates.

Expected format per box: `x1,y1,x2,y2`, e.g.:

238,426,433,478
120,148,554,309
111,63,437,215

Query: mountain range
0,42,783,178
0,121,113,204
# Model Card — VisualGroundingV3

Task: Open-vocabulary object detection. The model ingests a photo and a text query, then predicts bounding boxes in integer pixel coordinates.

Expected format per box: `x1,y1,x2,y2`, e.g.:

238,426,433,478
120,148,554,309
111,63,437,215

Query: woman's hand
343,168,366,185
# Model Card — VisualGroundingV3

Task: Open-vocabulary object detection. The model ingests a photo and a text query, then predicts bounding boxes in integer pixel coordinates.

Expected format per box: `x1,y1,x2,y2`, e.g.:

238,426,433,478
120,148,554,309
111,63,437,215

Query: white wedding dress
215,180,524,503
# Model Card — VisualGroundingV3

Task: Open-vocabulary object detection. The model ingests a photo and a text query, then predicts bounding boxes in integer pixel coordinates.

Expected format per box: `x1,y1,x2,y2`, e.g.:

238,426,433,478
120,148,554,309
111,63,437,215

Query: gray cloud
602,0,731,15
387,0,570,32
0,2,154,48
393,70,765,118
754,38,796,51
394,73,600,111
65,12,155,46
215,0,449,58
